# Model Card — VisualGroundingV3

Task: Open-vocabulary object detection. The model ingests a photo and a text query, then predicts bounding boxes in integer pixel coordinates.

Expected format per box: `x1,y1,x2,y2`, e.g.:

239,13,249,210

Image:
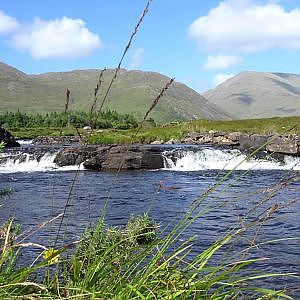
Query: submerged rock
0,128,20,148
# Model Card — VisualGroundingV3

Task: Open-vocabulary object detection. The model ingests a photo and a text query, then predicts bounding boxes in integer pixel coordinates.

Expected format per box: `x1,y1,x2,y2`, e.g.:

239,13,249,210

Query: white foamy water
0,151,83,174
163,148,300,171
17,139,33,145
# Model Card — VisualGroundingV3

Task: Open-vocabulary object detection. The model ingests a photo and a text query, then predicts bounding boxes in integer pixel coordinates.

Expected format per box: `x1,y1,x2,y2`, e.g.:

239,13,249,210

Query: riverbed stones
0,128,20,148
180,132,299,156
182,132,239,146
33,136,80,145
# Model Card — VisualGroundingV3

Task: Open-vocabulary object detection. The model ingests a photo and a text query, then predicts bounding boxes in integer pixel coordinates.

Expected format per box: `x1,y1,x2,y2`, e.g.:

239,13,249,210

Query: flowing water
0,142,299,297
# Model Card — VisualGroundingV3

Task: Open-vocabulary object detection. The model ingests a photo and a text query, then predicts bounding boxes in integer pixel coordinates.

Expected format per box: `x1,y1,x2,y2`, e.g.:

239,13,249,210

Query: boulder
0,128,20,148
55,144,164,170
54,145,111,166
99,145,164,170
239,134,270,152
267,136,299,155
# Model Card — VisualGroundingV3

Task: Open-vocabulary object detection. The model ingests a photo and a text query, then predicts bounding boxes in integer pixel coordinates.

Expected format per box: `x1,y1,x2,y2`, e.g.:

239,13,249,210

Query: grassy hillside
0,62,230,123
205,71,300,119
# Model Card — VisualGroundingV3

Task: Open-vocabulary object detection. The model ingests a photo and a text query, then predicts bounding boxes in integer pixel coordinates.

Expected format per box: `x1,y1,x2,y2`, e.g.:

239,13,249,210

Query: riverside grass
9,115,300,140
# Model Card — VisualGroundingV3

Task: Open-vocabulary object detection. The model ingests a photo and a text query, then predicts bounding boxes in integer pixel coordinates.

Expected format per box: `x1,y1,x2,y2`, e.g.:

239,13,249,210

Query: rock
101,145,164,170
182,132,239,146
33,136,80,145
239,134,270,152
55,144,164,170
267,136,299,155
165,139,180,144
151,140,164,145
54,145,109,166
0,128,20,148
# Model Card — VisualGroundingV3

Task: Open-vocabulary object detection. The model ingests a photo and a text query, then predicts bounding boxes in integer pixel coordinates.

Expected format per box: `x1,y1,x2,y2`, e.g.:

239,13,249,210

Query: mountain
204,71,300,119
0,62,230,123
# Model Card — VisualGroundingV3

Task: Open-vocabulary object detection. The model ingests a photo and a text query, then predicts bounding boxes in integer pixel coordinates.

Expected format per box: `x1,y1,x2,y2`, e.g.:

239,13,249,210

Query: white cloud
11,17,102,59
0,10,19,34
213,73,235,86
129,47,144,68
203,54,242,70
188,1,300,52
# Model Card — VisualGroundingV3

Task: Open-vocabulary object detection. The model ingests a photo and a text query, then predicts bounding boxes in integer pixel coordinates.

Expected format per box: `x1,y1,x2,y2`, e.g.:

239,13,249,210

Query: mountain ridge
0,62,230,123
204,71,300,119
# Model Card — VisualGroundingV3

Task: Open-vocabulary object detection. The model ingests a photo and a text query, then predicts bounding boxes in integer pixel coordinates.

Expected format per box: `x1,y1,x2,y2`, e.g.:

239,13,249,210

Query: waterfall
0,151,83,174
163,147,300,171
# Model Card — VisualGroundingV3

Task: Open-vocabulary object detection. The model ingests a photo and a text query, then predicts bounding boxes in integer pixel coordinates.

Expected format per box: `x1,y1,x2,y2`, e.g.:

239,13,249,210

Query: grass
11,127,78,139
10,116,300,142
88,116,300,145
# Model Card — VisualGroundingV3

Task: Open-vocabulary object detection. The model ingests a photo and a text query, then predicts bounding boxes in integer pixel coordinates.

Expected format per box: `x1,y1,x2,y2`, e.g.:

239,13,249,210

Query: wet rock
239,134,270,152
54,145,104,166
55,144,164,170
0,128,20,148
267,136,299,155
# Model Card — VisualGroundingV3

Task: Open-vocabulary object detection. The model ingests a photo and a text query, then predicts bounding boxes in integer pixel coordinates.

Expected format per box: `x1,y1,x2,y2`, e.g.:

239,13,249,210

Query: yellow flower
43,247,60,264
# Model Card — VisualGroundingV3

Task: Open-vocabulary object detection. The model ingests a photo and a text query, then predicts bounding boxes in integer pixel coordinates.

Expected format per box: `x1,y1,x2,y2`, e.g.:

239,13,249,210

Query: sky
1,0,300,92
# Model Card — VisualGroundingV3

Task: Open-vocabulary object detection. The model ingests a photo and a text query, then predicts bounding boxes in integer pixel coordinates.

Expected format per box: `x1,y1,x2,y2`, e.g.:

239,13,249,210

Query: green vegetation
0,110,138,131
88,116,300,145
11,127,78,139
8,115,299,142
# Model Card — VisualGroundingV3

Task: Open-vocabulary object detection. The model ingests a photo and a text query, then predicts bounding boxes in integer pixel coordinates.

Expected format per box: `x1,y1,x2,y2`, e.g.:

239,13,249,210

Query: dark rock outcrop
54,145,164,170
0,128,20,148
238,134,270,152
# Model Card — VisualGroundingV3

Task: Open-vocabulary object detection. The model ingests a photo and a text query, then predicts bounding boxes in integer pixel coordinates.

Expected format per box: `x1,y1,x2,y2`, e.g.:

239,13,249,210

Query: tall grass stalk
98,0,152,113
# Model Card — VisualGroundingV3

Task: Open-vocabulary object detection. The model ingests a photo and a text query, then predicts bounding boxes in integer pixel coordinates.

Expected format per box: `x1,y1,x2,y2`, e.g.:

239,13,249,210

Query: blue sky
1,0,300,92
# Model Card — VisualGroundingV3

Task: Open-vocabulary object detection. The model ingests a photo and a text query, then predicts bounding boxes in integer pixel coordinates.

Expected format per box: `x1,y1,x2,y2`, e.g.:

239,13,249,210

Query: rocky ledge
54,145,164,170
0,128,20,148
164,132,300,156
33,136,81,145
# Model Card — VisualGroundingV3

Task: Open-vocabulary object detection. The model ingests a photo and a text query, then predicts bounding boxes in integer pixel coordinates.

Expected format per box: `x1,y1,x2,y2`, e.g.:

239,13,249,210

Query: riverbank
7,116,300,140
